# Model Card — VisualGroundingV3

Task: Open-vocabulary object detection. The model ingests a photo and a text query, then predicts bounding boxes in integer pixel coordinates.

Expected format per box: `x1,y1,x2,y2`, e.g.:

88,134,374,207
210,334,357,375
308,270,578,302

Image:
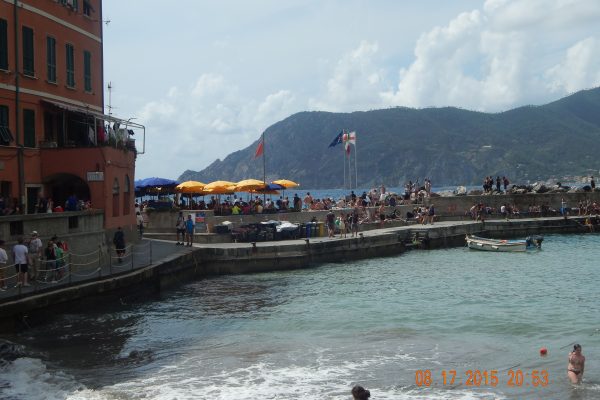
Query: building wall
40,146,136,229
0,1,136,231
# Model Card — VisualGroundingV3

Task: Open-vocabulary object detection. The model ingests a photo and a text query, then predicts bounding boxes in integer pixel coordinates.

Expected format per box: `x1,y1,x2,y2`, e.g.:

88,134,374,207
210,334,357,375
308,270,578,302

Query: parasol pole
262,132,266,204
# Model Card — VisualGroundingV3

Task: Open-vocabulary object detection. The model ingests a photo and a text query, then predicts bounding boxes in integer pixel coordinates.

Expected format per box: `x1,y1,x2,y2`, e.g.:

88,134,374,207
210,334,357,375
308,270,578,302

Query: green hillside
180,88,600,188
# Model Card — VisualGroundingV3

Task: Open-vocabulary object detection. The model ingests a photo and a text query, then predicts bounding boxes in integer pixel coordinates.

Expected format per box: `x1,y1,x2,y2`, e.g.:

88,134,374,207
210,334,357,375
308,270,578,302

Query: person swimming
351,385,371,399
567,344,585,384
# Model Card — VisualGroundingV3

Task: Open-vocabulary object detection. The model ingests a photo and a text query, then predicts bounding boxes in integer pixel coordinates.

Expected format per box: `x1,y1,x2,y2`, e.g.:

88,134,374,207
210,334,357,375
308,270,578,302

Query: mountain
179,88,600,188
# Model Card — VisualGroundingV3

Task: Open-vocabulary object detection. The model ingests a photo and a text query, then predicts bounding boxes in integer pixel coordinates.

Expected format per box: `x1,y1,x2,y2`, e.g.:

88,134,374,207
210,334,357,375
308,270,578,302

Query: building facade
0,0,142,232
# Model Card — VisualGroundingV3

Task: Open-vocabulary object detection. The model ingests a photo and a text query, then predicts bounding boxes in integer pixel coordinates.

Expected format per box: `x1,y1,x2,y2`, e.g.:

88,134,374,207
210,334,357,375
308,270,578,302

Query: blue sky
102,0,600,180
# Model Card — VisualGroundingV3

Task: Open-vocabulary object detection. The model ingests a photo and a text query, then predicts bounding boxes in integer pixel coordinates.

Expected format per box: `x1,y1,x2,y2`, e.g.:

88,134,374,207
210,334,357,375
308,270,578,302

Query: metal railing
0,241,154,301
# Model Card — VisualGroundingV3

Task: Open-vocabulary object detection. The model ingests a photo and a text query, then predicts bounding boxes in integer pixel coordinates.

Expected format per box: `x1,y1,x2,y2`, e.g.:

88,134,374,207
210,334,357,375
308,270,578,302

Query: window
123,175,130,215
66,43,75,87
0,105,13,145
47,36,56,83
112,178,120,217
23,109,36,148
0,19,7,70
83,50,91,92
61,0,78,11
83,0,92,17
22,26,34,76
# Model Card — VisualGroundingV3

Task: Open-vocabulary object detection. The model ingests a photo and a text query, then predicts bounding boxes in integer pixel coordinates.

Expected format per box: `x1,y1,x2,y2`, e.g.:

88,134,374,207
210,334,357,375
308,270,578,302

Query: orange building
0,0,143,231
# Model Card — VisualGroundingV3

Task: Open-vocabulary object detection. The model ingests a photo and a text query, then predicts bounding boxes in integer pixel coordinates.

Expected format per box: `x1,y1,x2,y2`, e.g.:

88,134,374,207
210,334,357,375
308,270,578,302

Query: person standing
428,204,436,225
567,344,585,384
591,176,596,191
326,210,336,238
185,214,195,247
43,240,56,282
112,227,126,263
136,211,144,238
12,237,29,287
0,240,8,290
28,231,43,281
175,211,186,245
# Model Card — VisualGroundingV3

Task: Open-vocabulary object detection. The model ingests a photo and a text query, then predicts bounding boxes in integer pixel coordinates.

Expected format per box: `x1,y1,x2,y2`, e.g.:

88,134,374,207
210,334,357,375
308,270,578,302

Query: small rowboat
466,235,543,252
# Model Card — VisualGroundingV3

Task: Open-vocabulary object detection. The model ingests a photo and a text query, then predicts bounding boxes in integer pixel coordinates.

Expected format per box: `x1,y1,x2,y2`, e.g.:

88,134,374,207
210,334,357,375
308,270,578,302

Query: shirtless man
303,192,313,210
567,344,585,384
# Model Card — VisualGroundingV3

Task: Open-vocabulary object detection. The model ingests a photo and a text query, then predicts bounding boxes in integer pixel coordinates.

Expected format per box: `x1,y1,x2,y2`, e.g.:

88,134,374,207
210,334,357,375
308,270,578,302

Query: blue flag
328,130,344,147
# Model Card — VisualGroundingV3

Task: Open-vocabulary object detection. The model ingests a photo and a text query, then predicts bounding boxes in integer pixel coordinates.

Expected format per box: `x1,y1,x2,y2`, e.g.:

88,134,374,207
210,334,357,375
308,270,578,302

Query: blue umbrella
135,177,178,189
264,183,284,191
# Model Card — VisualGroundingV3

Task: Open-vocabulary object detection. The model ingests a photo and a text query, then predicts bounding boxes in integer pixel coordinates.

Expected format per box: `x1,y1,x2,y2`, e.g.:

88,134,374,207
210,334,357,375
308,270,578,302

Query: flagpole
343,130,346,189
354,133,358,189
347,142,351,189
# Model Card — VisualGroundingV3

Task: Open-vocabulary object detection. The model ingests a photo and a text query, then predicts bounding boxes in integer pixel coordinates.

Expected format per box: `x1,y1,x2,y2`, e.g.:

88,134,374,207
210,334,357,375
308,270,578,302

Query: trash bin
317,222,325,237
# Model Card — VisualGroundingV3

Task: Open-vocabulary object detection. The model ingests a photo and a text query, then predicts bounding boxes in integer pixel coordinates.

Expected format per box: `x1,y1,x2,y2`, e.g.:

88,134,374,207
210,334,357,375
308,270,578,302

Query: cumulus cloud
309,41,387,112
382,0,600,111
545,37,600,93
134,74,299,178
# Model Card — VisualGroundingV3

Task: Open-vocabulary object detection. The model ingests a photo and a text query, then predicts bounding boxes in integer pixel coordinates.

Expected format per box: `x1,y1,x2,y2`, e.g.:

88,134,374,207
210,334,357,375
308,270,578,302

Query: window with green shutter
47,36,56,82
23,109,36,148
22,26,35,76
66,43,75,87
0,105,13,145
84,50,91,91
0,19,8,70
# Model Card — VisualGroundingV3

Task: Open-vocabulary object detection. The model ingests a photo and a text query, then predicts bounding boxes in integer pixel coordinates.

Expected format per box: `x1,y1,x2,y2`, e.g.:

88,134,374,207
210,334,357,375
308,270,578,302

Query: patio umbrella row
174,179,299,195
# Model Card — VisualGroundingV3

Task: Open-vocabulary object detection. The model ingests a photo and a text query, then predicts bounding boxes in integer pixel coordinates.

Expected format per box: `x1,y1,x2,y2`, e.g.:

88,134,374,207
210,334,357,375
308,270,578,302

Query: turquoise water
1,233,600,399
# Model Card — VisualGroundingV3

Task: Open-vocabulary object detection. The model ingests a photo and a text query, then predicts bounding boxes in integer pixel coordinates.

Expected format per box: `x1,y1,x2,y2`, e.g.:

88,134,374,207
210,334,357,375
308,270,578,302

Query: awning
41,99,145,129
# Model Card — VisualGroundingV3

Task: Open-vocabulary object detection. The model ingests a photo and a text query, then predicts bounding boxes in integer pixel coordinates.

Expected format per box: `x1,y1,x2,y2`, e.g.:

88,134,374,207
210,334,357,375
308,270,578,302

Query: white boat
466,235,542,252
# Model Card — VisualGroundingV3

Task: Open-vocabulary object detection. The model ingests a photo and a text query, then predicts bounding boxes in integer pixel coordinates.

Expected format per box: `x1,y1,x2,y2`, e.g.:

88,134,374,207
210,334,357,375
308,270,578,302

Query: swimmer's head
573,344,582,352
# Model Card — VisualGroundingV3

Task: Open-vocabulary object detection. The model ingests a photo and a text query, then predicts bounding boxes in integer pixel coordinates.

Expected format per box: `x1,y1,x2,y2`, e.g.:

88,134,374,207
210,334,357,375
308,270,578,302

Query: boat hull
466,235,527,252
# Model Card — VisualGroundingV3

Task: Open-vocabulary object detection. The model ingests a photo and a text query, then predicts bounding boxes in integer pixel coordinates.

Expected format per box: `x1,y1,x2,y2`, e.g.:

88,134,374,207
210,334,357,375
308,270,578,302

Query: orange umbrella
176,180,205,193
203,180,236,195
272,179,299,188
234,179,266,192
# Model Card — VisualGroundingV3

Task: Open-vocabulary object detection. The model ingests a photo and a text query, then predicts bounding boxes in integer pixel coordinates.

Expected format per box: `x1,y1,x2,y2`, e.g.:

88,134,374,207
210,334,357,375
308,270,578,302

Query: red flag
254,139,264,158
345,141,351,156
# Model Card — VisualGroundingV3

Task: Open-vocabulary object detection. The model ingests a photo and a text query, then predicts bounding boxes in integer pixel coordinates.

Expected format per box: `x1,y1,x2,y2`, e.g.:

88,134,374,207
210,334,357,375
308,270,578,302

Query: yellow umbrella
272,179,300,188
204,180,236,195
234,179,266,192
175,180,205,193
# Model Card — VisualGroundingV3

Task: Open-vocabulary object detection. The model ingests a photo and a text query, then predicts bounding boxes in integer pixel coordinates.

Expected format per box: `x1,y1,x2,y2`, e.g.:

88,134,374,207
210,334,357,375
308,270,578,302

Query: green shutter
0,19,8,70
23,109,36,148
47,37,56,82
22,26,34,76
84,50,91,91
66,44,75,87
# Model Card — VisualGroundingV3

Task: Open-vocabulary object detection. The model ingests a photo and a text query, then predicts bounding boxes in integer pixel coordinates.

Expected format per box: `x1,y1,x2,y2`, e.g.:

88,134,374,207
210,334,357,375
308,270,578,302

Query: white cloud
545,37,600,93
309,41,387,112
382,0,600,111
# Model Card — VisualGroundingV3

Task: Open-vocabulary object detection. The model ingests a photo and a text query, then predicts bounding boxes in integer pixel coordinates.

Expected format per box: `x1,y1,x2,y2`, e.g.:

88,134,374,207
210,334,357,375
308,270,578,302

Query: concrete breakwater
0,215,595,332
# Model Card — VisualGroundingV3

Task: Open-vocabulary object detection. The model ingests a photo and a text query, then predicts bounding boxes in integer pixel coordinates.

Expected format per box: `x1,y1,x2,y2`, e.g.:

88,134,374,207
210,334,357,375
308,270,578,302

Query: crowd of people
0,193,92,216
0,231,69,290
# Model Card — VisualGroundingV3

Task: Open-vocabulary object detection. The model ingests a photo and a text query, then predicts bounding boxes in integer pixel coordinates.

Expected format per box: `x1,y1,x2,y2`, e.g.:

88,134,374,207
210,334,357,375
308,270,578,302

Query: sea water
1,233,600,399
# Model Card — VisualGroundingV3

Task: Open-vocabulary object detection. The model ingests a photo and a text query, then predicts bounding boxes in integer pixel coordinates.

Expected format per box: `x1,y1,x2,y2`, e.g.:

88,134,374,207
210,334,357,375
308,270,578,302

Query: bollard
108,244,112,273
131,246,134,270
149,241,153,265
251,242,257,253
